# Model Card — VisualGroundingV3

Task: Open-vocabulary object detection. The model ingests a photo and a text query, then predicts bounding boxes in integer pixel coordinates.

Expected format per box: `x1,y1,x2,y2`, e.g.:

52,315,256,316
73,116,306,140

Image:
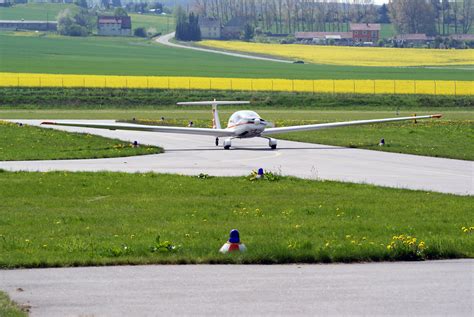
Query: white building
97,16,131,37
199,17,220,39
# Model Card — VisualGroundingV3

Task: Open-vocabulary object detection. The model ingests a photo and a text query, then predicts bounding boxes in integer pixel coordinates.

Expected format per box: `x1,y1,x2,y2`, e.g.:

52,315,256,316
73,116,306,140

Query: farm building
296,23,380,46
295,32,353,45
199,17,221,39
0,20,57,31
222,17,247,39
350,23,380,44
392,34,434,46
449,34,474,42
97,16,131,36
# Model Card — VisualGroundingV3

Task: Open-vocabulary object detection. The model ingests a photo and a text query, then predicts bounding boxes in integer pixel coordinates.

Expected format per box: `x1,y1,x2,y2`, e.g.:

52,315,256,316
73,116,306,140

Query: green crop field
0,121,161,161
0,3,175,34
0,171,472,268
0,3,75,21
1,32,473,80
129,13,175,34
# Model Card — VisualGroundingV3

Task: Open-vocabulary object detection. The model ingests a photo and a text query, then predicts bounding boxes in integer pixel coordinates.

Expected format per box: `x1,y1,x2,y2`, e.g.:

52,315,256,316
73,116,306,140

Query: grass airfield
0,99,473,268
2,108,472,160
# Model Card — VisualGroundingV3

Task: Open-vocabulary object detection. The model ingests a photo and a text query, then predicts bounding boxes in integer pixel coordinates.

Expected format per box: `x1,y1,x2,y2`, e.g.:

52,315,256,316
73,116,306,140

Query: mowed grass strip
1,88,472,110
0,121,161,161
0,291,27,317
0,172,472,268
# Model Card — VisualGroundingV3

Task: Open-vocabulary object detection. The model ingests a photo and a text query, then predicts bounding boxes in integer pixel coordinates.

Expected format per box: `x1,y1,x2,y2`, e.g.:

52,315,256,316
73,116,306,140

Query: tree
114,7,128,17
175,8,201,41
175,5,188,40
188,12,201,41
74,0,88,9
461,0,473,34
100,0,109,10
57,8,90,37
389,0,437,36
134,27,147,37
111,0,121,8
243,23,254,41
377,4,390,24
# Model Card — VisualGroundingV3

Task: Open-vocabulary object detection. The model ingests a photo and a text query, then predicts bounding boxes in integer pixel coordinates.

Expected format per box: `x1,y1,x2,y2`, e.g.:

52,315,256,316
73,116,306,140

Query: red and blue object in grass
219,229,247,253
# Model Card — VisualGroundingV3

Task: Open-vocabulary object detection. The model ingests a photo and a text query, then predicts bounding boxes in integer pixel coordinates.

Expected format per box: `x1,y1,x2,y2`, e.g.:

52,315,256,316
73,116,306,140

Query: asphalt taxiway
1,120,472,195
1,260,472,316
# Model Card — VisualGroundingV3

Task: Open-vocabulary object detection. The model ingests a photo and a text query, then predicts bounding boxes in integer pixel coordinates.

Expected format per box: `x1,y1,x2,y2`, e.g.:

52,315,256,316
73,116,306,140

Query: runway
1,260,472,316
1,120,472,195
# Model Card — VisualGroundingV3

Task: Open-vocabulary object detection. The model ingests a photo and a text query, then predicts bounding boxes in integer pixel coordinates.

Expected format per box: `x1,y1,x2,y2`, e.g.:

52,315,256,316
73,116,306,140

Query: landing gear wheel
215,137,219,146
268,138,277,150
223,138,232,150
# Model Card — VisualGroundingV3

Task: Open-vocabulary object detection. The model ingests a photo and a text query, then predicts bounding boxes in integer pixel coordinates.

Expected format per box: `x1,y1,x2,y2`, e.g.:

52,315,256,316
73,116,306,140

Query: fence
1,73,472,96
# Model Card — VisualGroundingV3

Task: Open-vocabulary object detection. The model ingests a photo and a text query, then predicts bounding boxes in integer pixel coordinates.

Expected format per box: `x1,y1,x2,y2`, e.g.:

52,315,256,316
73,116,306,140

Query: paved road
1,260,472,316
1,120,472,195
156,32,293,63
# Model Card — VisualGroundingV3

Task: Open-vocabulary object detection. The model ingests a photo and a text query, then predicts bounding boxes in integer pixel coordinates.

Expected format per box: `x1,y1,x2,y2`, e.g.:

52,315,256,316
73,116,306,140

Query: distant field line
0,73,472,96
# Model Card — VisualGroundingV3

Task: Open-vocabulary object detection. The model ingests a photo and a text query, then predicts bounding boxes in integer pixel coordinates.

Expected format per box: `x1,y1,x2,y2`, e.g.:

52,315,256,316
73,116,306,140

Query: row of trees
57,2,128,36
57,8,95,36
390,0,473,36
77,0,166,14
191,0,473,36
192,0,385,34
175,7,201,41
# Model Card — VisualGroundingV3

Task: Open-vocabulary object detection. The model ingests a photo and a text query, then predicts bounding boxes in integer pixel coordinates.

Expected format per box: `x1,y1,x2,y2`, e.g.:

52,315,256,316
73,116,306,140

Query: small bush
149,235,180,253
67,24,88,37
134,27,147,38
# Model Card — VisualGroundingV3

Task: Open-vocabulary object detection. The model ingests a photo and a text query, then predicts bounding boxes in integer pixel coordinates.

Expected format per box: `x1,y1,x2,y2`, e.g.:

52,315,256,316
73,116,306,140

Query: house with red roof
98,16,131,36
350,23,381,44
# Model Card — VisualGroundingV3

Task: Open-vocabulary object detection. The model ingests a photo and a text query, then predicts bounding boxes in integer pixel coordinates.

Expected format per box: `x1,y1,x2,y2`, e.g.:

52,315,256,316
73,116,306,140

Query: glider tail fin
212,100,221,129
176,100,250,130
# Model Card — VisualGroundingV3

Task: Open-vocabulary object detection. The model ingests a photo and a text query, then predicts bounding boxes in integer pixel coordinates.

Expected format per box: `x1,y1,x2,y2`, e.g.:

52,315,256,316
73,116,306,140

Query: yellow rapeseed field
199,41,474,67
0,72,472,95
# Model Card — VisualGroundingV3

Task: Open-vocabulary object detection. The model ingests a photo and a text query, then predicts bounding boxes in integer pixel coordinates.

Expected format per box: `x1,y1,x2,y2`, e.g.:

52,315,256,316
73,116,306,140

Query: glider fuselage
226,110,267,138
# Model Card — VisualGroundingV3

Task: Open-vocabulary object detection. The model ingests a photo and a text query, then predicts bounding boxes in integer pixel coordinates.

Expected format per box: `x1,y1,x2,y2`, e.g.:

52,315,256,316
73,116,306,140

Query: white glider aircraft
42,100,442,150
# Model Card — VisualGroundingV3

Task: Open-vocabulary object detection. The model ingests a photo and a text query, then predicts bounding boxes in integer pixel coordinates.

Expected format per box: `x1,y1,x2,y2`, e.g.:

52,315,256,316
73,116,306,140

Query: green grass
130,13,175,34
0,171,472,268
380,23,396,39
1,88,473,110
0,3,175,35
1,32,473,80
0,291,27,317
0,3,75,21
0,121,162,160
